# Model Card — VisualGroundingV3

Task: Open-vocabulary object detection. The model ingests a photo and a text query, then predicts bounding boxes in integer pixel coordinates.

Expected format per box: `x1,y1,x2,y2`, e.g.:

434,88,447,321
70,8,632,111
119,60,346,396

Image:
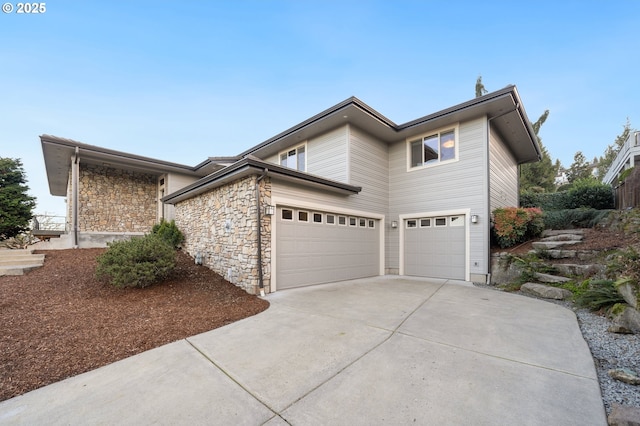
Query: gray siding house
41,86,540,294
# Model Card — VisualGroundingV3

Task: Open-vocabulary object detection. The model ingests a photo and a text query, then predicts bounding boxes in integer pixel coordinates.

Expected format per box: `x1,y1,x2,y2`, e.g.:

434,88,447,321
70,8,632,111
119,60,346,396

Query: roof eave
162,157,361,205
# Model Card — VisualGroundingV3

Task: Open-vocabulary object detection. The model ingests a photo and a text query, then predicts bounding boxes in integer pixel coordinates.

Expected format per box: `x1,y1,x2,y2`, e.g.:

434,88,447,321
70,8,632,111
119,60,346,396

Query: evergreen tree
0,158,36,239
597,118,632,179
567,151,593,183
519,110,558,192
475,75,488,98
471,77,557,192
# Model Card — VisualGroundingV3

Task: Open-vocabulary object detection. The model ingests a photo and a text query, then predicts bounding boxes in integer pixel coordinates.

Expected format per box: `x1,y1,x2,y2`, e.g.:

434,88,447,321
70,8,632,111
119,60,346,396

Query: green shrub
542,209,611,229
574,279,625,311
96,234,176,288
151,219,184,249
566,178,614,210
521,179,613,211
520,191,568,210
491,207,544,248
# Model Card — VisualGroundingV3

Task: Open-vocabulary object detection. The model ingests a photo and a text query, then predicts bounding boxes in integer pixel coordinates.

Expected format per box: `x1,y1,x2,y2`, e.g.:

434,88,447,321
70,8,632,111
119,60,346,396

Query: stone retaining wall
174,175,272,294
78,164,157,233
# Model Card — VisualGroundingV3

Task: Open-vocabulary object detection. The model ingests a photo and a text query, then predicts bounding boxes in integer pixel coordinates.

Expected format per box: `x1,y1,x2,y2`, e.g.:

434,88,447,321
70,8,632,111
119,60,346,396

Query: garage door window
349,217,357,227
313,213,323,223
327,214,335,225
406,219,417,228
298,211,309,222
435,217,447,227
282,209,293,221
450,215,464,227
368,219,375,228
338,216,347,226
420,218,431,227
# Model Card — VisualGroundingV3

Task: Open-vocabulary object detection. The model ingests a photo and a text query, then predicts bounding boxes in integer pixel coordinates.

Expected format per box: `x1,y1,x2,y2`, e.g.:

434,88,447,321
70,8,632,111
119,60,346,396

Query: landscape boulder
608,403,640,426
521,283,573,300
616,279,639,309
608,303,640,334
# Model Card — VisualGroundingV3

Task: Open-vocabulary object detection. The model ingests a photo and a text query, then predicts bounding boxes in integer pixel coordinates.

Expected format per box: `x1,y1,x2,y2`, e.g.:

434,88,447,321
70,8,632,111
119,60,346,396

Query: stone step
532,240,582,250
553,264,604,277
0,255,45,266
541,234,584,242
0,249,45,275
0,248,34,256
521,283,573,300
534,272,572,283
0,265,42,276
542,229,585,237
529,249,577,259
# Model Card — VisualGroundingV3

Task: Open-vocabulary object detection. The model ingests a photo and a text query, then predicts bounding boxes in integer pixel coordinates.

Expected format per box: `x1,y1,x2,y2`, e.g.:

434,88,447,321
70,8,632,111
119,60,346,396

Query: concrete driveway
0,276,606,425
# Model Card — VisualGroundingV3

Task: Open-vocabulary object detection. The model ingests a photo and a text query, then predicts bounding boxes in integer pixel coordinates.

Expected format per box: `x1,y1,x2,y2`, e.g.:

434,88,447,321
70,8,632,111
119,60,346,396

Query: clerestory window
279,144,306,171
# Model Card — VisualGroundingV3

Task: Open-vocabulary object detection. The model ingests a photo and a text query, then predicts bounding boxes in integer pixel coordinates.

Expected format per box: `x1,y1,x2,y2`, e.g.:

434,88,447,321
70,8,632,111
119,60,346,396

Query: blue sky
2,0,638,216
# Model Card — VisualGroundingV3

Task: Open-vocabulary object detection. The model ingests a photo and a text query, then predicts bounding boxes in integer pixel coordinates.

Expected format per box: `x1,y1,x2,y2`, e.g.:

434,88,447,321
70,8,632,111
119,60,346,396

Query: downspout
255,169,268,297
72,147,80,248
486,103,519,284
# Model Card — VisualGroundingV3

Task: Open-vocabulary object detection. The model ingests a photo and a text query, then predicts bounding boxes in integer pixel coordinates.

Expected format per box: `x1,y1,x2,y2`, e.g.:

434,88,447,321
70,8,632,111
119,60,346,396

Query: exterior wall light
264,205,275,216
391,220,398,229
471,215,479,224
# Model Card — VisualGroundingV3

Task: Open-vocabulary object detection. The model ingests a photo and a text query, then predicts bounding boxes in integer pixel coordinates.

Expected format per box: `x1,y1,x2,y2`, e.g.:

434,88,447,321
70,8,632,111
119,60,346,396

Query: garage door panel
276,207,380,290
404,215,466,280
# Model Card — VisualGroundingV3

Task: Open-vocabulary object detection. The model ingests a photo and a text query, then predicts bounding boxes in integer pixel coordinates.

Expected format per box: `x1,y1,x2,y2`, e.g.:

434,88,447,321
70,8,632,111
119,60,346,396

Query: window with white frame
409,128,457,169
279,144,306,171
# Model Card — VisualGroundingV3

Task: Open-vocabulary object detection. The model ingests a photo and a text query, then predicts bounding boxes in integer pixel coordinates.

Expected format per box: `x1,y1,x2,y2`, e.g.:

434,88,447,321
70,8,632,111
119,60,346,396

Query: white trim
398,208,471,281
271,195,385,292
406,124,460,172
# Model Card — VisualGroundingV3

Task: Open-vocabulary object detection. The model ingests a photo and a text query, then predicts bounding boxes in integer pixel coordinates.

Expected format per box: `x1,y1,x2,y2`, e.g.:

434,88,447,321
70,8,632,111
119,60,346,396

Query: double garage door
276,207,380,290
404,214,466,280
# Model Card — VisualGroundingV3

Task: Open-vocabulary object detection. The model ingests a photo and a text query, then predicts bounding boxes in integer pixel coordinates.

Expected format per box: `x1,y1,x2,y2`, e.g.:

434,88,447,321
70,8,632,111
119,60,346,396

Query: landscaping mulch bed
0,248,269,402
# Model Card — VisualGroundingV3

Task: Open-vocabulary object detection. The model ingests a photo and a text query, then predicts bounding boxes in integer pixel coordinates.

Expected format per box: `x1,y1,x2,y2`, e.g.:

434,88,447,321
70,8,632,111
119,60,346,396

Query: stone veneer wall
78,164,157,232
174,175,272,295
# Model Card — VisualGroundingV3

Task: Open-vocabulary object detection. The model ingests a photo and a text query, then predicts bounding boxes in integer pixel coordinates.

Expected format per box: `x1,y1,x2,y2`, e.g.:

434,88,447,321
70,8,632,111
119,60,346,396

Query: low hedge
96,234,176,288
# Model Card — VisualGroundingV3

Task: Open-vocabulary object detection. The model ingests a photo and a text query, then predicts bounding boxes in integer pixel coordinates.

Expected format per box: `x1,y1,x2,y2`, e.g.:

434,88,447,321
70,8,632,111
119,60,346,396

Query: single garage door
276,207,380,290
404,215,466,280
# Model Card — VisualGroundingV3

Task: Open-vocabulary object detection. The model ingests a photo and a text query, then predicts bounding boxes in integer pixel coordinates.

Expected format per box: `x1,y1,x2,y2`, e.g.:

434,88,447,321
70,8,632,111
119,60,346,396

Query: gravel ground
575,308,640,415
475,283,640,417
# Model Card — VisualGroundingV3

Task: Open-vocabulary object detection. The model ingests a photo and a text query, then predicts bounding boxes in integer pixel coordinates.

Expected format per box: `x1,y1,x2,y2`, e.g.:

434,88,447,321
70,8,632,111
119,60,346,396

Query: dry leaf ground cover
0,248,269,401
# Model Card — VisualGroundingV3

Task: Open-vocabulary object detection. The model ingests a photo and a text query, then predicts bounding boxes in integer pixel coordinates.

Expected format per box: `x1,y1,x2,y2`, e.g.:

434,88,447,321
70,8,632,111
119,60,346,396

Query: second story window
409,128,457,169
280,144,306,171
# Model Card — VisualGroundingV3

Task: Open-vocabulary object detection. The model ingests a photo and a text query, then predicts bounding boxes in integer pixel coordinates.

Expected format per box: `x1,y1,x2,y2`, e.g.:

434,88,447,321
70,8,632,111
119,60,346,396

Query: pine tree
519,110,558,192
0,158,36,239
567,151,593,183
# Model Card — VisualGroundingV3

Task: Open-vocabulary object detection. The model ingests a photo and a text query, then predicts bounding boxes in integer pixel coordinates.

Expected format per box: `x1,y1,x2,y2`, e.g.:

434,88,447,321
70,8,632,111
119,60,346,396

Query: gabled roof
240,85,541,165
